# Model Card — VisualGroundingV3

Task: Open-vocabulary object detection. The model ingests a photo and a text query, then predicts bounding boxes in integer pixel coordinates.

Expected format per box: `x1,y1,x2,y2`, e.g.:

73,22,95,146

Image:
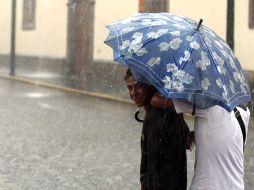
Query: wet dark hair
124,68,157,94
124,68,133,81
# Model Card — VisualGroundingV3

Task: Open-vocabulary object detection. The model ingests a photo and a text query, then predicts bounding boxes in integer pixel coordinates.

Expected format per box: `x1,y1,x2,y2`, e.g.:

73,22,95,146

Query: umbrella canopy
105,13,251,111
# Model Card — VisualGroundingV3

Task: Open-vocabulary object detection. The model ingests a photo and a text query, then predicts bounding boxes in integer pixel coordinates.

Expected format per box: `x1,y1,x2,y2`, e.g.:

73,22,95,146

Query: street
0,78,253,190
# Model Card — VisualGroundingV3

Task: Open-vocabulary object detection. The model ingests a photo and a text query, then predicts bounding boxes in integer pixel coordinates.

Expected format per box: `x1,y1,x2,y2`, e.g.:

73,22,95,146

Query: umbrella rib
114,24,125,55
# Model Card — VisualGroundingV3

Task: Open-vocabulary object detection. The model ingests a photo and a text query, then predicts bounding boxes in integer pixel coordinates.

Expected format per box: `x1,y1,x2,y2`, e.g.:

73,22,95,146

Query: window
139,0,145,13
249,0,254,29
22,0,36,30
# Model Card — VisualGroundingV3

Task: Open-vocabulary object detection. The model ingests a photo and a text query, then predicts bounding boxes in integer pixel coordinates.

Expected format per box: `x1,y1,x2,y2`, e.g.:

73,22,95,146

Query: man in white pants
151,95,250,190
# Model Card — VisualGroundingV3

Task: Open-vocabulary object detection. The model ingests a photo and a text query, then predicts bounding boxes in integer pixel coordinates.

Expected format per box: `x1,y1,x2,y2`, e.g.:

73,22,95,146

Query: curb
0,74,133,105
0,73,196,120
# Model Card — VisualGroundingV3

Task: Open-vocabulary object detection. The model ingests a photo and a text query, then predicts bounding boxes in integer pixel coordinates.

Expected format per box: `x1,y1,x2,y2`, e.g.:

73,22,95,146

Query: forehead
126,76,136,85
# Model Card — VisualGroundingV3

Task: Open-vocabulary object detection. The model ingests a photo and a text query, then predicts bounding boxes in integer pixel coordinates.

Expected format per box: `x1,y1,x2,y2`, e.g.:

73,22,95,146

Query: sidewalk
0,55,129,99
0,57,253,121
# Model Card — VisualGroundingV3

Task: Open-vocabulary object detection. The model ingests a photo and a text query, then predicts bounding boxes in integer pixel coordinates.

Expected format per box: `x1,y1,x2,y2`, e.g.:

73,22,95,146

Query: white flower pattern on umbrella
228,56,237,69
159,38,182,51
201,78,211,90
147,29,168,39
216,78,223,88
122,27,135,33
163,76,172,89
148,57,161,67
105,13,251,111
230,80,235,93
196,51,210,70
165,66,194,92
119,40,130,50
241,85,247,94
172,81,184,92
129,43,143,53
173,70,194,84
170,31,181,36
166,64,178,73
132,32,143,42
186,36,193,42
135,48,148,56
190,41,200,50
173,23,187,30
222,85,228,99
233,72,241,82
141,19,167,26
119,33,148,57
170,38,183,49
124,51,133,59
212,52,226,75
183,74,194,84
173,70,185,80
179,51,190,65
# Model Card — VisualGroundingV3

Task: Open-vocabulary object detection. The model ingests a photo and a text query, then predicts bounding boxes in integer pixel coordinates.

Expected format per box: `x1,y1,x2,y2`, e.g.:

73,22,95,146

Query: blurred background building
0,0,253,99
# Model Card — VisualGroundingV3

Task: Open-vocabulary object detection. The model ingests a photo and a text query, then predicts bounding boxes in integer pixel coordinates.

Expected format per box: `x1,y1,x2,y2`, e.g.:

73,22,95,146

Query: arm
151,92,174,108
186,131,195,151
152,92,195,150
151,92,194,115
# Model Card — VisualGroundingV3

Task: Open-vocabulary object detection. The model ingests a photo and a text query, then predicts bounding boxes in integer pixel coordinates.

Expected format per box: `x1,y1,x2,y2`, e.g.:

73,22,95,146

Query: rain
0,0,253,189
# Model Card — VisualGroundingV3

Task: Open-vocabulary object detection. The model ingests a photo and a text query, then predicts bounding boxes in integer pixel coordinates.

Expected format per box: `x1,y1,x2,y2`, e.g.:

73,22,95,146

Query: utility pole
66,0,76,82
226,0,234,51
66,0,95,87
10,0,16,75
143,0,169,13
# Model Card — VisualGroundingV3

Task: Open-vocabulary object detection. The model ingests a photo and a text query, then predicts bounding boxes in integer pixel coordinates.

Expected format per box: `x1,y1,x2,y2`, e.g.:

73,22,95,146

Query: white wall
0,0,67,58
93,0,138,61
235,0,254,71
170,0,227,39
16,0,67,58
0,1,11,54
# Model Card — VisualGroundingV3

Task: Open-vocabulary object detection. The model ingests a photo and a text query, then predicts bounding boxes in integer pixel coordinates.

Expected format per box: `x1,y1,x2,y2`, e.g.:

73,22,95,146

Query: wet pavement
0,78,253,190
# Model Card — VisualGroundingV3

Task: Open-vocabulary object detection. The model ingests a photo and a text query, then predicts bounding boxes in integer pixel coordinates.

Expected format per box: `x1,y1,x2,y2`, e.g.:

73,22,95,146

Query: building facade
0,0,253,95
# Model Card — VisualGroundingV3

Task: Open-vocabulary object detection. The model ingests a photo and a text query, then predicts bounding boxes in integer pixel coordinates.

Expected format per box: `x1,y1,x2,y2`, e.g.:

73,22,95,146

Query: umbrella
104,13,251,111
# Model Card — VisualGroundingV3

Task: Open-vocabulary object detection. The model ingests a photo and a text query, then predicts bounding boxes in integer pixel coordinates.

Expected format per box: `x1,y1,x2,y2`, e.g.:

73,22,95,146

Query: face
126,76,152,107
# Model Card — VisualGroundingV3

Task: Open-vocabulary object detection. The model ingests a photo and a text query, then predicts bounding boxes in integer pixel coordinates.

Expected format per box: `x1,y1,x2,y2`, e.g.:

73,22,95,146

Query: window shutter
249,0,254,29
22,0,36,30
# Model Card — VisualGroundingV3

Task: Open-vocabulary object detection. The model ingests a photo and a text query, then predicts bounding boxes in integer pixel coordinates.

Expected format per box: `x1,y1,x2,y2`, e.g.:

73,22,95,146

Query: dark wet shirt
140,107,188,190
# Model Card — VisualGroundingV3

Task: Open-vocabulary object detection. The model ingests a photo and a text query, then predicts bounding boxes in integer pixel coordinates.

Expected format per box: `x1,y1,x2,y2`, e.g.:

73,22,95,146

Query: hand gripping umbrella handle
191,90,202,116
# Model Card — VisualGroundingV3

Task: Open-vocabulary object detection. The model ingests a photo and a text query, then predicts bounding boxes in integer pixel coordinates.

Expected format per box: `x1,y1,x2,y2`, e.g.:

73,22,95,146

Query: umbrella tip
196,19,203,31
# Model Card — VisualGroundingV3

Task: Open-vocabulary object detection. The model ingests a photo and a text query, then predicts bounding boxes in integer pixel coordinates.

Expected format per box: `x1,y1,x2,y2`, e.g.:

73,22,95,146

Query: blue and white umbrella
105,13,251,111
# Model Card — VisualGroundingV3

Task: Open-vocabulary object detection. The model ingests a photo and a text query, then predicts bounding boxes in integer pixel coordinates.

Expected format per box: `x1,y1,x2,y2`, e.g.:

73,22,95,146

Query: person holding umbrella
151,93,250,190
105,13,252,190
125,69,191,190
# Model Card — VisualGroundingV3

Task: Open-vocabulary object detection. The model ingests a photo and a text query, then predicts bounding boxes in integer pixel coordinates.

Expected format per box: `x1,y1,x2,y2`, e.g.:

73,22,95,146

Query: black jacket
140,106,188,190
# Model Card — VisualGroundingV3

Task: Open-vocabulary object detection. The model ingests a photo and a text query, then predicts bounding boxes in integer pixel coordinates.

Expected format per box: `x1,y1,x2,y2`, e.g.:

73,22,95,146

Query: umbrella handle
192,104,196,116
135,110,144,123
192,89,202,115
